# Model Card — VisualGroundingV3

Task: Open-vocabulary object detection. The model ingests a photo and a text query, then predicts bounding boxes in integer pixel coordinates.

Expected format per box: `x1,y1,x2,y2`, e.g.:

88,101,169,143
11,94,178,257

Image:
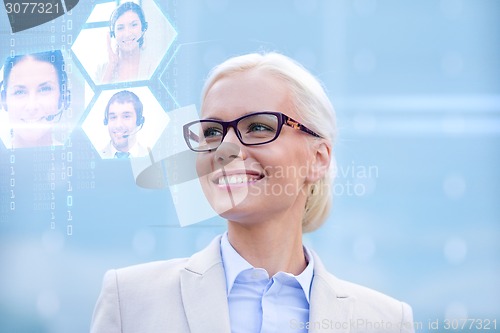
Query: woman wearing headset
97,2,151,84
91,52,414,333
1,50,68,149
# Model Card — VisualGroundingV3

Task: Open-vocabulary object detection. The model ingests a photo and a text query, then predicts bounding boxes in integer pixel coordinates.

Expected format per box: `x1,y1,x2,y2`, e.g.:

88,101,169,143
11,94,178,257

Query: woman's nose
222,126,240,145
214,141,241,167
24,94,40,114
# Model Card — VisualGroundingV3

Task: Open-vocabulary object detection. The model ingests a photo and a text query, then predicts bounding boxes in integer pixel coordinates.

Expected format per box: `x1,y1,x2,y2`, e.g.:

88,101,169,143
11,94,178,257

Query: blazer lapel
180,236,231,333
309,251,353,333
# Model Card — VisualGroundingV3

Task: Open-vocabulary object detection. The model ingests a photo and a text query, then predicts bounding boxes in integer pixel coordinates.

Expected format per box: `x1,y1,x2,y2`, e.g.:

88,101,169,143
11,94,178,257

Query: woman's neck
120,47,141,61
117,49,141,80
227,217,306,277
12,133,52,148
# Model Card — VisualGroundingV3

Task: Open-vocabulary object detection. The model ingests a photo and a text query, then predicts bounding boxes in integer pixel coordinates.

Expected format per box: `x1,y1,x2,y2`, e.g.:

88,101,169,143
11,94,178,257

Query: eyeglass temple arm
284,116,321,138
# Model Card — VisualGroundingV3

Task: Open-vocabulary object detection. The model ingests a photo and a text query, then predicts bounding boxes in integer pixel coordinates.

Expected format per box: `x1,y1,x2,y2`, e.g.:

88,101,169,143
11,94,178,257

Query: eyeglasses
183,111,321,152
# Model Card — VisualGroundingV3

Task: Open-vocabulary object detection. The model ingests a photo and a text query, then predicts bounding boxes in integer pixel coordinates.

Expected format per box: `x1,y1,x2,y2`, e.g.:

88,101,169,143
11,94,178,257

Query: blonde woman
91,52,414,333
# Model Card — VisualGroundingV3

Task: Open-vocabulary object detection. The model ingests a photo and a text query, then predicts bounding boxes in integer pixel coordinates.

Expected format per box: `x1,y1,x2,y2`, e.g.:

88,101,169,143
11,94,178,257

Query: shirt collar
220,232,315,303
296,245,314,303
220,232,253,295
107,141,144,158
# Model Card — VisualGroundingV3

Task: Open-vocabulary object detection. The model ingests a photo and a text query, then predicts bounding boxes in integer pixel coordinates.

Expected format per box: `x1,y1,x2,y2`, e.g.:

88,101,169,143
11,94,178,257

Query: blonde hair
201,52,337,232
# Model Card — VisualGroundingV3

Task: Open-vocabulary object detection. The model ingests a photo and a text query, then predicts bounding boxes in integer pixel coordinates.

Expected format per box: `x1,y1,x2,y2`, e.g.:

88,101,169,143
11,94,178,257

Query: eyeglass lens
187,113,280,151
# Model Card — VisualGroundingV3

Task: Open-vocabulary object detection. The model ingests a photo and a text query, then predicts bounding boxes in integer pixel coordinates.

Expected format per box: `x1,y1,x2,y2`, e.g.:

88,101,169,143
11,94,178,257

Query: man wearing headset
101,90,147,159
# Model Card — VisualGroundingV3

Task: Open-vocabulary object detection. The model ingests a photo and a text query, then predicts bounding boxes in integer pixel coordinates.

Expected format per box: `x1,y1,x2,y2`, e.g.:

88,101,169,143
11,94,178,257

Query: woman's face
196,69,316,224
5,57,61,146
114,10,143,53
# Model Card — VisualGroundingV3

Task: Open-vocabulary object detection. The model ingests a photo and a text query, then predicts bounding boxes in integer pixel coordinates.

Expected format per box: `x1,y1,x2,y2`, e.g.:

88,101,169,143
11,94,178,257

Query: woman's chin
13,131,52,147
205,185,250,216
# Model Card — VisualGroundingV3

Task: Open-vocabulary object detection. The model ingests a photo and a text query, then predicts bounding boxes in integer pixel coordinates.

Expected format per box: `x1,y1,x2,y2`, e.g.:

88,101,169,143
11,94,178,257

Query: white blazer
91,235,414,333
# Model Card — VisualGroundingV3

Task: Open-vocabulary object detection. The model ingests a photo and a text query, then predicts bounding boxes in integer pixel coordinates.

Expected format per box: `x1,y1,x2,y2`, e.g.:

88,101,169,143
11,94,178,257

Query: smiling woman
90,52,415,333
96,1,151,84
1,50,69,149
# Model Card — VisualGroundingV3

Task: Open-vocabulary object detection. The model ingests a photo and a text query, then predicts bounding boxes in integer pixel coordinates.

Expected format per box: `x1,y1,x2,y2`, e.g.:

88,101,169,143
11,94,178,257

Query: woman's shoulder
94,62,108,83
98,258,190,305
92,258,194,332
311,251,413,325
113,257,189,281
106,236,223,287
338,276,410,309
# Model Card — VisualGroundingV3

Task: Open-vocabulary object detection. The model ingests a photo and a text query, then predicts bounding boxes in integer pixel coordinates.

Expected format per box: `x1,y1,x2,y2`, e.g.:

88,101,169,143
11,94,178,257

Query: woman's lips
211,170,264,186
21,116,45,123
216,174,262,185
122,38,136,45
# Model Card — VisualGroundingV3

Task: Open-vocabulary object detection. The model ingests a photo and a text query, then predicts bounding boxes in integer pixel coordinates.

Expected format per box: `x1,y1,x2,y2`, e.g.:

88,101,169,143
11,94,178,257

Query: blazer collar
308,250,354,332
180,235,353,333
180,235,231,333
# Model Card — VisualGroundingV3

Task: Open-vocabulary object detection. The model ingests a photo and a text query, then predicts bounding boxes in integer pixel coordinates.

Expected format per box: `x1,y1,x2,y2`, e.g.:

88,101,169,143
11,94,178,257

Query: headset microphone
136,23,148,45
45,110,63,122
43,98,68,121
122,123,144,138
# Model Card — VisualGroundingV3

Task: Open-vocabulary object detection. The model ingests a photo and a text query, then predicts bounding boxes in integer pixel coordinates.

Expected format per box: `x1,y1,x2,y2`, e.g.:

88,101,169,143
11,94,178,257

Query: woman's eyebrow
9,84,27,89
201,111,260,121
201,116,223,121
38,81,57,87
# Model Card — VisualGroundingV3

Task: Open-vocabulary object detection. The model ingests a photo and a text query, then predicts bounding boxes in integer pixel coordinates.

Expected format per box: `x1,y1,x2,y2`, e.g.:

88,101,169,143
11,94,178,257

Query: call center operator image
96,1,151,84
91,52,414,332
1,50,70,149
101,90,147,159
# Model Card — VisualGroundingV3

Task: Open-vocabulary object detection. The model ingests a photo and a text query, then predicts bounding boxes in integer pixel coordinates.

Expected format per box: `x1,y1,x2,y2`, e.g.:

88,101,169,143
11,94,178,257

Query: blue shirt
220,232,314,333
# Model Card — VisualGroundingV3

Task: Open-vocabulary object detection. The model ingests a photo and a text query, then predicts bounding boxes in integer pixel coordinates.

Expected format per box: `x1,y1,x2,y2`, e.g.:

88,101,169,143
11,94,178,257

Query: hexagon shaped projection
0,52,90,149
82,86,169,160
159,43,207,110
72,0,177,85
159,41,230,110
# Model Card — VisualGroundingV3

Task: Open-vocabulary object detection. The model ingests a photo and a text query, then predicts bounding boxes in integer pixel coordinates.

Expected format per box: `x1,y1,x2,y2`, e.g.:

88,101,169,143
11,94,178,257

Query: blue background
0,0,499,332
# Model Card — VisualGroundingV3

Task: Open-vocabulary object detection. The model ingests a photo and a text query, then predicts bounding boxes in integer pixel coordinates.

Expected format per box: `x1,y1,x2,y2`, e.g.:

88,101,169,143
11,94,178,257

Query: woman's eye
13,89,27,96
39,86,53,93
248,123,274,132
204,127,223,138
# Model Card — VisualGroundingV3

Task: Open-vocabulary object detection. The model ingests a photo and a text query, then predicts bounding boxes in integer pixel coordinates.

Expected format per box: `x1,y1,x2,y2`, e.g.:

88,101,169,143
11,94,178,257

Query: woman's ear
307,140,331,183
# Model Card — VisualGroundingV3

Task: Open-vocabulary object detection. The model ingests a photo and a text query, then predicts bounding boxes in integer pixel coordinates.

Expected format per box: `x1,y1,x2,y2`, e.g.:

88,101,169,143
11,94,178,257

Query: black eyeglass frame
183,111,322,152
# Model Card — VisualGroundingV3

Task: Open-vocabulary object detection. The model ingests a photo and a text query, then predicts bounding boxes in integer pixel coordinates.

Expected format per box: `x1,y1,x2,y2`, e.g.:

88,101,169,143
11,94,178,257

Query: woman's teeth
218,174,260,185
